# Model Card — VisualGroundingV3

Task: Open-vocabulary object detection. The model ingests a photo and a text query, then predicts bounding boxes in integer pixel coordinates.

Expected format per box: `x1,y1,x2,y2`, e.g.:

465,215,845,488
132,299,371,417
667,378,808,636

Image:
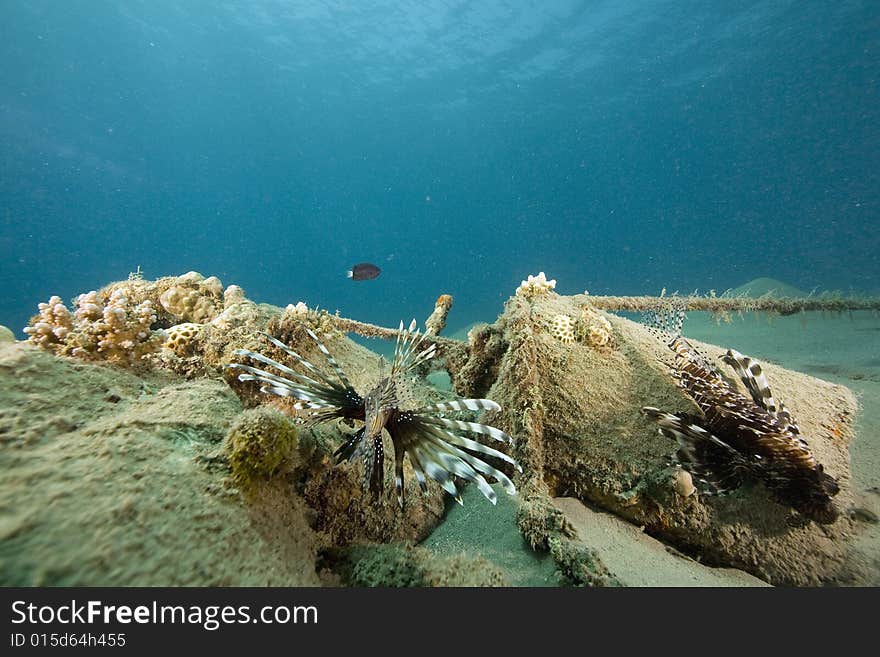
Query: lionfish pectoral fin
394,449,406,508
643,407,747,496
358,435,385,498
368,436,385,498
334,427,365,464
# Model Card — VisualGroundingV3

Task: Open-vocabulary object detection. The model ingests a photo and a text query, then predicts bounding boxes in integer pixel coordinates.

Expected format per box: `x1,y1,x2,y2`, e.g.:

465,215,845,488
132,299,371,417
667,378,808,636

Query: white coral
586,316,613,350
223,284,247,309
86,289,159,360
285,301,309,315
23,295,74,346
515,272,557,299
24,290,161,363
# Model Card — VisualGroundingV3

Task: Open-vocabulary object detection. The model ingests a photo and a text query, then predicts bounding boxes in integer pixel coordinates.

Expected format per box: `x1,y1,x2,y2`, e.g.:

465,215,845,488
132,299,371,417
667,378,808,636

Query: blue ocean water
2,1,878,335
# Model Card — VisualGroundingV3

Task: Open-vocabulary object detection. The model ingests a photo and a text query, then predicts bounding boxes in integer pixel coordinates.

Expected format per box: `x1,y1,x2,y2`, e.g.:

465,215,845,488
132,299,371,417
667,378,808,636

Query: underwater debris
226,320,520,507
425,294,453,336
515,272,556,299
332,543,507,587
583,292,880,315
642,327,840,524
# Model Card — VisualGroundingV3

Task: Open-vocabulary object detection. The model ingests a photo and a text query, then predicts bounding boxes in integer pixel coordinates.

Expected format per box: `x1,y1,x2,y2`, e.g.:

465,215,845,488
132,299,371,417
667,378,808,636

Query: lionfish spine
416,415,512,443
259,332,341,388
305,328,354,389
721,348,778,415
427,399,502,412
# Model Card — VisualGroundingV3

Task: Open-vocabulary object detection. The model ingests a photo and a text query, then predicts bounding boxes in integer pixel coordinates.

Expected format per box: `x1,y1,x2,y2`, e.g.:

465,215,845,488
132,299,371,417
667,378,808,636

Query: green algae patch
334,543,507,587
226,406,299,487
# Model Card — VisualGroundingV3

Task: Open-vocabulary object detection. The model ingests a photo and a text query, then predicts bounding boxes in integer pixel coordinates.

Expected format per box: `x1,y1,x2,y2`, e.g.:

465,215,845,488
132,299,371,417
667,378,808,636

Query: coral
548,314,576,344
24,291,162,363
23,296,73,347
576,308,615,351
285,301,309,316
0,325,14,342
225,407,299,488
209,286,262,333
271,304,337,339
200,276,223,298
515,272,556,299
163,323,203,356
159,285,220,324
223,284,247,308
425,294,453,335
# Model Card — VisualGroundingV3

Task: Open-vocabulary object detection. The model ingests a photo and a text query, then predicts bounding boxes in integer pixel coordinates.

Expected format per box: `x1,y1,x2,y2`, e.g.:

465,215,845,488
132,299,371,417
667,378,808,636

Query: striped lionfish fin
414,415,512,443
390,319,437,378
721,348,802,438
304,328,354,390
642,303,687,344
363,435,384,498
721,349,778,416
423,399,501,413
226,332,364,420
642,407,749,495
334,427,366,464
387,406,518,508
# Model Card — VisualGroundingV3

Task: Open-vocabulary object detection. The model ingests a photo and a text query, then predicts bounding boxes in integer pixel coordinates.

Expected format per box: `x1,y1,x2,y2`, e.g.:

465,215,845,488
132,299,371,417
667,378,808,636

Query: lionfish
226,320,519,507
641,308,840,524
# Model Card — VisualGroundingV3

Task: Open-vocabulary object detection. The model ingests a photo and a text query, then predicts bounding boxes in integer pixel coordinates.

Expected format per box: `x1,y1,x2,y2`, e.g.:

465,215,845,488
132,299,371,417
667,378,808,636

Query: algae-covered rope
579,294,880,316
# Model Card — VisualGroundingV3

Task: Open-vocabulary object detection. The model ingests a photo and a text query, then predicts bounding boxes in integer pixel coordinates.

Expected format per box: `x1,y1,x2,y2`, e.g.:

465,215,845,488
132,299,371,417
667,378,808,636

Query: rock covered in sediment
2,275,453,585
456,290,863,586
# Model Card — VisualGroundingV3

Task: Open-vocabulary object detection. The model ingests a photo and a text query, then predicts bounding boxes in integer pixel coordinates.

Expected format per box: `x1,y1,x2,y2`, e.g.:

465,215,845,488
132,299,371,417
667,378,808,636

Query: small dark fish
347,262,381,281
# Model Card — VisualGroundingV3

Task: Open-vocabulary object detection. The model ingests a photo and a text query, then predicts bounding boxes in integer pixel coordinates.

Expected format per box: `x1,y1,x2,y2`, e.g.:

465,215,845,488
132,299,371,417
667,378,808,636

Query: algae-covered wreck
0,271,875,586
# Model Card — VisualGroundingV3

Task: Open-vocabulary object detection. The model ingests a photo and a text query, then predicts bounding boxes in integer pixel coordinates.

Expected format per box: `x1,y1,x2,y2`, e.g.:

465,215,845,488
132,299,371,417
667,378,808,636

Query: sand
552,497,768,586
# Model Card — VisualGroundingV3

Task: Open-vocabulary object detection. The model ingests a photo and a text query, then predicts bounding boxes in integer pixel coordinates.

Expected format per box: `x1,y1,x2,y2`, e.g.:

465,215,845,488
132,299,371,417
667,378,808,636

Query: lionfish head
364,382,394,440
797,466,840,524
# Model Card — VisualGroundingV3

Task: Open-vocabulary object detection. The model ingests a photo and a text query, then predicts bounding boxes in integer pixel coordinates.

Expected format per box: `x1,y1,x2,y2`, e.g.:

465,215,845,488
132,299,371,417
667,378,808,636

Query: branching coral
24,290,162,363
515,272,556,299
23,296,74,347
